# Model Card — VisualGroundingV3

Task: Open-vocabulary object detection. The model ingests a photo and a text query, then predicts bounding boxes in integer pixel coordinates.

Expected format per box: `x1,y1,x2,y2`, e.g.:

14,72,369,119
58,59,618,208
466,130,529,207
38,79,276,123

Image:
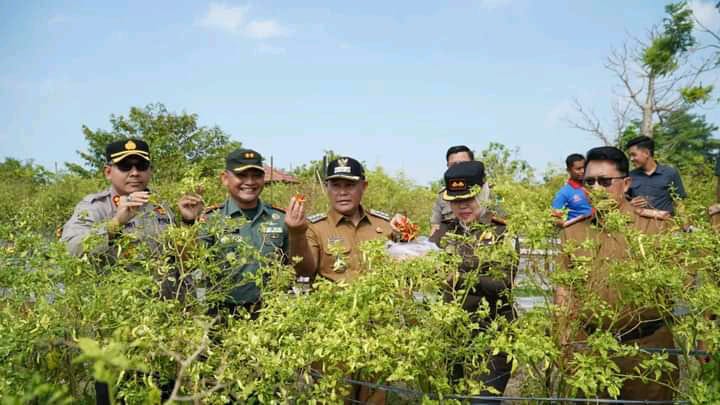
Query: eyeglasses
583,176,626,187
114,159,150,172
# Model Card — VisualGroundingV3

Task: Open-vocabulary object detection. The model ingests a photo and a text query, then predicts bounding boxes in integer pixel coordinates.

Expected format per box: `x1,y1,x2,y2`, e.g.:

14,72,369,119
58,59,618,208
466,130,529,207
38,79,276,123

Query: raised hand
178,193,205,222
285,195,307,233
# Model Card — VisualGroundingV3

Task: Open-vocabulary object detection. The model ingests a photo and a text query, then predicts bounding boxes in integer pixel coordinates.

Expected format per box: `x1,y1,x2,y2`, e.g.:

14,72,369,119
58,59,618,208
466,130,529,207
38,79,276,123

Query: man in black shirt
625,136,686,216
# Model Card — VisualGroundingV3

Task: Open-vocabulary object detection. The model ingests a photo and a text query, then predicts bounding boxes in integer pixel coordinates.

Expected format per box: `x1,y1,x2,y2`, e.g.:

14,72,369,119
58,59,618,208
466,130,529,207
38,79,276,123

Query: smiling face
449,196,483,224
627,145,651,169
103,157,152,196
221,168,265,208
326,178,367,216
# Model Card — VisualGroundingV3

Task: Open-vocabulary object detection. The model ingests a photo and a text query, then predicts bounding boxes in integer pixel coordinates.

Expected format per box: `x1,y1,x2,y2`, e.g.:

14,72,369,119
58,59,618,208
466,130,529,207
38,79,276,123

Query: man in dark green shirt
187,148,289,311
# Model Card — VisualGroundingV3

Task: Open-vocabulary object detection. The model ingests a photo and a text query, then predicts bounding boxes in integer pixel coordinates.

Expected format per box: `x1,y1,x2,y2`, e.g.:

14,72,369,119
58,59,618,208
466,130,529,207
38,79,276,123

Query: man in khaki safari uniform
285,156,404,404
554,146,678,401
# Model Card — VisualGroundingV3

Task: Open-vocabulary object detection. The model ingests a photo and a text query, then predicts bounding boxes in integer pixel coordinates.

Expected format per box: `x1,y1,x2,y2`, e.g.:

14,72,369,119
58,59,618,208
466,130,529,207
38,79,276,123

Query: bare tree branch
163,320,226,404
566,99,613,146
605,44,645,110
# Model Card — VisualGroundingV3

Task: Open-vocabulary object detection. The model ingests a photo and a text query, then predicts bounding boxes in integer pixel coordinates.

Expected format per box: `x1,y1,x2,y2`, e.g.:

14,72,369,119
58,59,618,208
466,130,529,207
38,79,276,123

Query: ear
103,165,112,180
220,170,229,187
361,180,369,193
622,176,631,194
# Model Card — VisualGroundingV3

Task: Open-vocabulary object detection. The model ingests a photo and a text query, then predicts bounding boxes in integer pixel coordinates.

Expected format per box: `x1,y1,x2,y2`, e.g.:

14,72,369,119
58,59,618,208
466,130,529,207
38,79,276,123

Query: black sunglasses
583,176,626,187
114,159,151,172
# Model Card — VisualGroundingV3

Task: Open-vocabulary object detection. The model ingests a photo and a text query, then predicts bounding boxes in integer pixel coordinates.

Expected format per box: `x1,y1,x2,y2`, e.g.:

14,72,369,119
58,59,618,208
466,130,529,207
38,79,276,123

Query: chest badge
272,213,280,221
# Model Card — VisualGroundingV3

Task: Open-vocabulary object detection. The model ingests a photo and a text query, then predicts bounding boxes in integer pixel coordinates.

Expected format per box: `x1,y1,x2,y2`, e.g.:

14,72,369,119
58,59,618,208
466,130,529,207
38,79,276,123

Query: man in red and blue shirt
552,153,592,221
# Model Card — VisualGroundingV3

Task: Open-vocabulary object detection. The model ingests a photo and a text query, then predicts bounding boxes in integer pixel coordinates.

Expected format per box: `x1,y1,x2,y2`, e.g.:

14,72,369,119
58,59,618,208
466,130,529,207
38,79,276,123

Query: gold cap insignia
449,180,466,190
124,140,137,150
244,152,255,159
337,158,349,167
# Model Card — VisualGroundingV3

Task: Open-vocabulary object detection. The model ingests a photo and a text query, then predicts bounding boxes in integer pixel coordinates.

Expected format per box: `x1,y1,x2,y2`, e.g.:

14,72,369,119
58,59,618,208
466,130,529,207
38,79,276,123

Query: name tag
265,226,283,234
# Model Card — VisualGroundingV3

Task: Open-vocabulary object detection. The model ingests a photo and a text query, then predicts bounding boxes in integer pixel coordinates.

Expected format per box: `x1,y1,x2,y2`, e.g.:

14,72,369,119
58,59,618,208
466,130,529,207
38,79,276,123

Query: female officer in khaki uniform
429,160,516,402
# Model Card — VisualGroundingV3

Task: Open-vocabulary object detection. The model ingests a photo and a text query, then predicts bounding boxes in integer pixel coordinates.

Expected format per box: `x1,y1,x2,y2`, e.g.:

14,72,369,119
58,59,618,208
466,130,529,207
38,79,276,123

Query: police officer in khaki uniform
285,156,404,404
555,146,677,401
61,138,200,256
60,138,201,404
429,161,515,402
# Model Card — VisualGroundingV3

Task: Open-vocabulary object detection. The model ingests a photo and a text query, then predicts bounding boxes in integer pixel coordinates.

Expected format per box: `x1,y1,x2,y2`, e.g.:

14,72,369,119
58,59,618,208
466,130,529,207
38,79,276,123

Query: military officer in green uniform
186,148,289,313
61,138,199,257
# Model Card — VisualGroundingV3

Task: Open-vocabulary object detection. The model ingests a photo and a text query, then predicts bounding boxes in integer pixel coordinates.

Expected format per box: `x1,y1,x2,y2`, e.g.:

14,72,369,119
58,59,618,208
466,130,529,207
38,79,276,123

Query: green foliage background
0,99,718,404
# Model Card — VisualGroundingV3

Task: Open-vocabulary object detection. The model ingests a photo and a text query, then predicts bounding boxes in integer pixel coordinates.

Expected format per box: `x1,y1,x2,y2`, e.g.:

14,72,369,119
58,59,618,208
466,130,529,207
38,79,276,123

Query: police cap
106,138,151,163
443,161,486,201
226,148,265,173
326,157,365,181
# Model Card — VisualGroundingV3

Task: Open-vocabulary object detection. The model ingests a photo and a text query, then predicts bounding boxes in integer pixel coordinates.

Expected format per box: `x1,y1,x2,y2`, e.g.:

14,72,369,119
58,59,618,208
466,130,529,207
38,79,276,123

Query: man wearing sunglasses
554,146,677,401
61,138,182,257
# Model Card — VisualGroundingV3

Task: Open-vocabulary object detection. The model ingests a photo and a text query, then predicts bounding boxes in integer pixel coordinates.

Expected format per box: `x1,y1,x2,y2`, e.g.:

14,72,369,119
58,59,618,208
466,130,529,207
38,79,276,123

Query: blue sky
2,0,720,185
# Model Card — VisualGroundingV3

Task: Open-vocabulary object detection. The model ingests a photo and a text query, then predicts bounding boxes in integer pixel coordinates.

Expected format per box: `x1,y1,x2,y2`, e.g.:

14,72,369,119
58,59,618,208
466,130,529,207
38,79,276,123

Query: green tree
570,2,714,144
0,158,52,185
617,110,719,173
66,103,241,181
477,142,534,183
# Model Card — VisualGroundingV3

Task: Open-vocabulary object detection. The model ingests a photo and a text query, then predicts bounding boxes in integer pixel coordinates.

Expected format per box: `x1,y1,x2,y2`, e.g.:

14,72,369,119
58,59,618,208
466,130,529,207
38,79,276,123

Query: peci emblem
449,180,466,190
334,158,351,174
124,140,137,150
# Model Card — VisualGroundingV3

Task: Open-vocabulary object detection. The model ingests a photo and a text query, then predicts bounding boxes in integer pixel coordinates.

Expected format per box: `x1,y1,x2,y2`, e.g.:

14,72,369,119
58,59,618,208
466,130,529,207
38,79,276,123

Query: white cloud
245,20,288,39
198,3,289,39
198,3,248,34
689,0,720,31
478,0,512,10
256,44,286,55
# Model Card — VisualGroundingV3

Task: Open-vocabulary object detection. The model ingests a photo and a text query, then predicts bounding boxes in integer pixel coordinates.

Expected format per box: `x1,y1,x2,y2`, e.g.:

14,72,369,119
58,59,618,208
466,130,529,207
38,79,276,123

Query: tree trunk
641,74,656,138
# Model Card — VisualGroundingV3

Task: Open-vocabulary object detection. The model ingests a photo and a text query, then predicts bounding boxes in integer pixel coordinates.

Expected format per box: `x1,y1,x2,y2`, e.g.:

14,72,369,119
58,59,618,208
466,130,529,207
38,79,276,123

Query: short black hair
625,135,654,156
446,145,474,162
565,153,585,169
585,146,629,176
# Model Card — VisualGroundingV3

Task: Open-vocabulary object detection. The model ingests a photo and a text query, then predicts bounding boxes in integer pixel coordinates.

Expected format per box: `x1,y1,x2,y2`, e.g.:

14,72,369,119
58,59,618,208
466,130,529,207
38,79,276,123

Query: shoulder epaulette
368,209,391,221
89,189,112,203
307,213,327,223
203,203,224,214
490,215,507,226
